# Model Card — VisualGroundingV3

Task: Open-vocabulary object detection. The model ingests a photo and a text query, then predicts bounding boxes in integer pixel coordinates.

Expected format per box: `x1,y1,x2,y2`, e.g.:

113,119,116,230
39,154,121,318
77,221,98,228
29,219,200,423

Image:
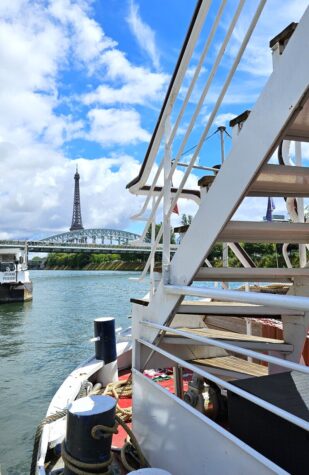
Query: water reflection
0,302,31,357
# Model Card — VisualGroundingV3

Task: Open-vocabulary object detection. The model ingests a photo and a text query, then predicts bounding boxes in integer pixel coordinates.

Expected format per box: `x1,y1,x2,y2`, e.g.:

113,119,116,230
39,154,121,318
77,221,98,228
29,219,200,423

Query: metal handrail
137,338,309,432
134,0,266,281
164,284,309,312
137,0,246,242
131,0,222,220
164,0,266,225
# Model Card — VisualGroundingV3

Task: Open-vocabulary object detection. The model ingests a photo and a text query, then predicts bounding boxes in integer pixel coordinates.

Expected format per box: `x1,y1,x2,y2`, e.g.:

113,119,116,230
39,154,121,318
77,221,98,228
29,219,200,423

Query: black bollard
94,317,118,385
63,395,116,474
94,317,117,363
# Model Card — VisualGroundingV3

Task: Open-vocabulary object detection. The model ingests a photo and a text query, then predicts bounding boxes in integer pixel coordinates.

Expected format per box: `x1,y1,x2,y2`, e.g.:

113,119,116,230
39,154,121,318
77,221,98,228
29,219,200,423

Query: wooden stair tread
175,221,309,243
192,355,268,377
167,327,285,344
195,267,309,282
219,221,309,244
131,297,303,317
198,164,309,197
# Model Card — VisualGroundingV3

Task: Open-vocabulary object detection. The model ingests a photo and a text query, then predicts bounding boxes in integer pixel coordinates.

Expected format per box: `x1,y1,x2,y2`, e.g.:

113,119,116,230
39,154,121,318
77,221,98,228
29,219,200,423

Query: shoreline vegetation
31,252,150,271
29,242,302,271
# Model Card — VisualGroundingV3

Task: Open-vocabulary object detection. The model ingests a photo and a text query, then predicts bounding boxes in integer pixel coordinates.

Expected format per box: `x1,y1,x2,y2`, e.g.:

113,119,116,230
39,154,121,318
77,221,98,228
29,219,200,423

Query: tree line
43,215,304,270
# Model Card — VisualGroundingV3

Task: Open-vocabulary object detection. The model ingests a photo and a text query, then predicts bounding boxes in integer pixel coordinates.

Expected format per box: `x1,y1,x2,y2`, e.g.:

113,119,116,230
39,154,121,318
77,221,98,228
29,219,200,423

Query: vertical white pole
219,127,229,288
295,142,306,267
163,113,172,284
219,126,225,164
150,196,156,299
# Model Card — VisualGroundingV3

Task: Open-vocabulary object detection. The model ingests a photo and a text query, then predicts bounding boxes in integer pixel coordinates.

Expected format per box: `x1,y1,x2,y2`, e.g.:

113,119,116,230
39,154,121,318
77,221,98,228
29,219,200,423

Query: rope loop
91,422,118,440
61,441,113,475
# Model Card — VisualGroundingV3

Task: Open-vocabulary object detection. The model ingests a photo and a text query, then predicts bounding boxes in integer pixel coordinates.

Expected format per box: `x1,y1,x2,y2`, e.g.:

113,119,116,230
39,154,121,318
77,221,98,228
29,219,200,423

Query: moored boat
0,247,32,303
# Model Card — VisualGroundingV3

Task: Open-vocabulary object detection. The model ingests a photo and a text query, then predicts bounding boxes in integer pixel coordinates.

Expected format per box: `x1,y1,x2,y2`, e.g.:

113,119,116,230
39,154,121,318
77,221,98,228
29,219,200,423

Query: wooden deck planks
173,327,284,344
192,356,268,377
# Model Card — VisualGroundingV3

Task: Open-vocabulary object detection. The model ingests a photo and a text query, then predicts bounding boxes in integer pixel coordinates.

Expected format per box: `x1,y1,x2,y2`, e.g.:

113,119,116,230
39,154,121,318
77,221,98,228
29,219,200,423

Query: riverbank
45,260,146,271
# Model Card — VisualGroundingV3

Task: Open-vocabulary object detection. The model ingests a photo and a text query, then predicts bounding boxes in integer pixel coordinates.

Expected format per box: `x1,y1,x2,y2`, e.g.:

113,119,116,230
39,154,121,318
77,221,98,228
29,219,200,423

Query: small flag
266,197,275,221
172,202,179,215
171,179,179,214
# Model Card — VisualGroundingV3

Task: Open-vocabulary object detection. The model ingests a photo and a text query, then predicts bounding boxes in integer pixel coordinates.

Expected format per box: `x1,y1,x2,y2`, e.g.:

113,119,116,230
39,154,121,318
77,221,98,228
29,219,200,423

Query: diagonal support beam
140,7,309,343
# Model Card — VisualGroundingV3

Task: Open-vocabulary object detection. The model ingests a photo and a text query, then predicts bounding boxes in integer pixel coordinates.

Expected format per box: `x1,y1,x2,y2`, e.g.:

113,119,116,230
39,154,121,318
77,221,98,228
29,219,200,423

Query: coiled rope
61,442,113,475
30,375,147,474
89,376,133,423
61,414,148,474
115,415,148,472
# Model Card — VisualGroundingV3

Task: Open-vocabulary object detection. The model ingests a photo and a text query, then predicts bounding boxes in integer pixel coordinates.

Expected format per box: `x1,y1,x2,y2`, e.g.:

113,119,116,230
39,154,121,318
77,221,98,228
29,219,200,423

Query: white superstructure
127,2,309,474
0,248,29,284
0,247,32,302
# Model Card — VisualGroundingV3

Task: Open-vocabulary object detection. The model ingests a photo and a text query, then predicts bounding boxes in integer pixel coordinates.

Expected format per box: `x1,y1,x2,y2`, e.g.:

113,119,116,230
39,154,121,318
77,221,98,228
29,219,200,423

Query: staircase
128,4,309,474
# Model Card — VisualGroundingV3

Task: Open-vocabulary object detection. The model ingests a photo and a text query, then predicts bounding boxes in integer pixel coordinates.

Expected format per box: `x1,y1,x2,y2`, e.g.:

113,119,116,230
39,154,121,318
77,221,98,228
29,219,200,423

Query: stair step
220,221,309,244
198,164,309,197
131,297,303,317
178,301,297,317
195,267,309,282
175,221,309,243
162,327,293,352
191,355,268,380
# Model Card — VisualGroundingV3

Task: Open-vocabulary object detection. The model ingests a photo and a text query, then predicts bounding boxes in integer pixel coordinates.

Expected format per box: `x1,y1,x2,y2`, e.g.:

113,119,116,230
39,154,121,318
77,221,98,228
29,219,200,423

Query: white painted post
295,141,306,267
150,196,156,299
219,127,229,289
163,113,172,284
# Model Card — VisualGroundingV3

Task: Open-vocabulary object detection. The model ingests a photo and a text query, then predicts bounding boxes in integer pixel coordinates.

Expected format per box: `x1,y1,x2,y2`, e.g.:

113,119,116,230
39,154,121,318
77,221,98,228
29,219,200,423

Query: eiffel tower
70,165,84,231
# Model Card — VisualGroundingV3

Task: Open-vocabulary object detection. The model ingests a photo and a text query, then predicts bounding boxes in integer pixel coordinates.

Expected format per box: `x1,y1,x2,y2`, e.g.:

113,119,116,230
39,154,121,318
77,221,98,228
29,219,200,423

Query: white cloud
127,0,160,69
0,0,158,238
234,196,288,222
48,0,116,70
83,49,168,106
0,140,144,238
214,113,236,127
231,0,308,78
87,108,151,146
1,0,308,241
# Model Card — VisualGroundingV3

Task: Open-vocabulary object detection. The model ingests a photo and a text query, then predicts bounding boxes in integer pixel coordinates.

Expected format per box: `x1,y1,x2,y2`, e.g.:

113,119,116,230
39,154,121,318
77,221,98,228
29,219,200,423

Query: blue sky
0,0,308,239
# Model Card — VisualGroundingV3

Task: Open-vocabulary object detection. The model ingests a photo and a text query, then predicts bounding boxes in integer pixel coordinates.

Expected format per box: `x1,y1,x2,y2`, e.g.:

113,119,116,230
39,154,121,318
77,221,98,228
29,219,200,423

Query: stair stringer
139,7,309,344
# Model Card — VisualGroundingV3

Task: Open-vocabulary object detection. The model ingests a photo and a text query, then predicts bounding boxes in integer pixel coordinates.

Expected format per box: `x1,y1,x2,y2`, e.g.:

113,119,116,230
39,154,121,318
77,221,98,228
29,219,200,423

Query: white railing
164,284,309,312
136,338,309,432
131,0,267,284
141,320,309,374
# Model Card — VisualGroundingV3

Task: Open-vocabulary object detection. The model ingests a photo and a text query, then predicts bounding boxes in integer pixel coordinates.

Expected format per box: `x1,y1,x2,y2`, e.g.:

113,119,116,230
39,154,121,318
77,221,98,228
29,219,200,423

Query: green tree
145,222,175,244
181,214,192,226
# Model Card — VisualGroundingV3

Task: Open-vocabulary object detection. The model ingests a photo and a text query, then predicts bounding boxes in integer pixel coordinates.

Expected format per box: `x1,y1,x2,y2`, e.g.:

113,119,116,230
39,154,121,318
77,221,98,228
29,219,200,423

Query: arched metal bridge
0,228,175,254
42,228,140,245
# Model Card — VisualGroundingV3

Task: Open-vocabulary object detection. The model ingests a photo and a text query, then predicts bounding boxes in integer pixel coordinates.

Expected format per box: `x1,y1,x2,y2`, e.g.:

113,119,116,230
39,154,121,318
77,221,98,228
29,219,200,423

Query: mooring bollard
94,317,118,385
62,395,116,474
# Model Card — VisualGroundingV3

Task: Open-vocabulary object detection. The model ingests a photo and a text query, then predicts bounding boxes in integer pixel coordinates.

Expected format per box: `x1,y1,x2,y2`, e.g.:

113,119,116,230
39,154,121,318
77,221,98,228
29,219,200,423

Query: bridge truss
42,228,140,245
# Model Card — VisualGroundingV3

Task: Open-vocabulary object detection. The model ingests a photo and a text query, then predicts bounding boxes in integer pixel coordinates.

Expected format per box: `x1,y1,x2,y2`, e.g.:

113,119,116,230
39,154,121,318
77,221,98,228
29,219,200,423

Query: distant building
263,214,286,221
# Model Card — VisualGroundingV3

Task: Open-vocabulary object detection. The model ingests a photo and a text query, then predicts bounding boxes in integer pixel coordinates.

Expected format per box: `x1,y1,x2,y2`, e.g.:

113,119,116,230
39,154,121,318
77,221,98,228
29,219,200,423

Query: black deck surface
231,371,309,421
228,371,309,475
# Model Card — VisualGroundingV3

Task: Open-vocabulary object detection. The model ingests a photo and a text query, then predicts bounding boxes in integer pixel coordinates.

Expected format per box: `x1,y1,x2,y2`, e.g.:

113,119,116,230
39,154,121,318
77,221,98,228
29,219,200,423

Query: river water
0,270,149,475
